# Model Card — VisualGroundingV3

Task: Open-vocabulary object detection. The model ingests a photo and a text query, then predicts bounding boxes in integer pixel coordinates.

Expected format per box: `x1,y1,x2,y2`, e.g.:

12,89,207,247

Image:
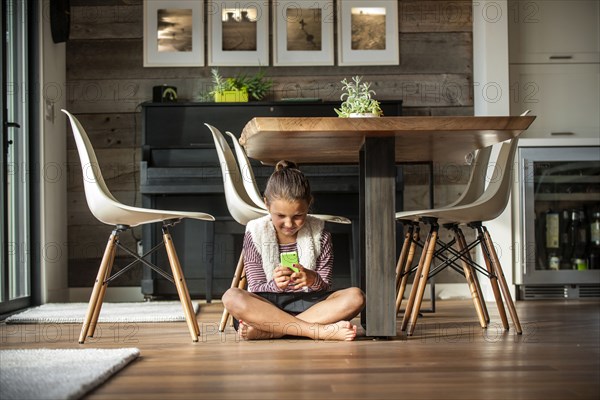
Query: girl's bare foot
238,321,278,341
237,320,357,341
317,321,357,341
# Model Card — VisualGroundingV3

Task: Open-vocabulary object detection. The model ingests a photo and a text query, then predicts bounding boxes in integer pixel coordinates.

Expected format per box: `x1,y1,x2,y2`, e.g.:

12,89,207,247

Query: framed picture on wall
143,0,204,67
273,0,335,66
337,0,399,66
207,0,269,66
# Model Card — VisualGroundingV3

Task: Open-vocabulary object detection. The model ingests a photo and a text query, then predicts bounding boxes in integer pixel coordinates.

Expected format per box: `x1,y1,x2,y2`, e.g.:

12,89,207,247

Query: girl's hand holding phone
289,265,316,291
273,266,293,290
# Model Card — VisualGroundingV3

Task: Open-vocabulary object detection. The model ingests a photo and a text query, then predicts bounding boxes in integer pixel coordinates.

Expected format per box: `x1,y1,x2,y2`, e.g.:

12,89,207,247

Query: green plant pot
214,89,248,103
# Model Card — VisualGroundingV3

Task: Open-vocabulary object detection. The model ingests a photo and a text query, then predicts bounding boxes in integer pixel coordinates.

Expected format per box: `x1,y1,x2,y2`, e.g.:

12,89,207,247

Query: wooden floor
1,299,599,399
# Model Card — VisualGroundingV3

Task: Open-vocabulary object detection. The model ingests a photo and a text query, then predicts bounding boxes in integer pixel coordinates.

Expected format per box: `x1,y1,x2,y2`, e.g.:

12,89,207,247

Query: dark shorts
255,291,334,314
233,291,334,331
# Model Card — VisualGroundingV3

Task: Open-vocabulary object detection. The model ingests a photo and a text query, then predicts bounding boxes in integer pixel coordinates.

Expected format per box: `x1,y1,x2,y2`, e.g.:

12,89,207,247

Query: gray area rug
5,301,200,324
0,348,140,400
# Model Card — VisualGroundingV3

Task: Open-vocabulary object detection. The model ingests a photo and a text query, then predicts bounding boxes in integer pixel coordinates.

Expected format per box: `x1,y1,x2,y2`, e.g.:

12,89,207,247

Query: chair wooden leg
163,229,200,342
396,225,419,315
394,224,413,310
407,223,439,336
401,223,435,333
455,227,490,324
395,225,413,289
482,227,522,334
477,227,509,330
219,252,244,332
237,270,247,289
88,243,117,338
400,231,428,332
452,226,487,329
79,232,118,344
229,268,247,328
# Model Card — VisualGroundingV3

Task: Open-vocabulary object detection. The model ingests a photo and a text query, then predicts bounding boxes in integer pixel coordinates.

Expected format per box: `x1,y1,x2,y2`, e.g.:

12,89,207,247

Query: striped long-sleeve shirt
243,230,334,293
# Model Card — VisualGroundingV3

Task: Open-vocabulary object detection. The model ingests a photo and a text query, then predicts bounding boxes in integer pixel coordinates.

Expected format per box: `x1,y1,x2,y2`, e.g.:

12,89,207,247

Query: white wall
473,0,510,116
38,0,68,302
472,0,516,300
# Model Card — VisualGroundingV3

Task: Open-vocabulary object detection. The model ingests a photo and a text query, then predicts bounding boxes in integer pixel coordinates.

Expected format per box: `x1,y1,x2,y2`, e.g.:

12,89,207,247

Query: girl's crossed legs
221,287,365,341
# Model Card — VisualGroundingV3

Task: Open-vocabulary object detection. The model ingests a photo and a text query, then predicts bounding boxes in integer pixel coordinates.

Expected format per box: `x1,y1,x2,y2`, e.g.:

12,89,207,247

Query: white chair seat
91,199,214,227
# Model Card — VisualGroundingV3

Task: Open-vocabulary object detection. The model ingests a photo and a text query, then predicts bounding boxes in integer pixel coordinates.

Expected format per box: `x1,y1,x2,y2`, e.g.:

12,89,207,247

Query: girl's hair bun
265,160,312,206
275,160,299,172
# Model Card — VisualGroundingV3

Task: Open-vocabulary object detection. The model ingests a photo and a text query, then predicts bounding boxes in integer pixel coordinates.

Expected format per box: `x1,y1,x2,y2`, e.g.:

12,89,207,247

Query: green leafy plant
240,69,273,101
207,68,272,101
334,76,383,117
209,68,239,95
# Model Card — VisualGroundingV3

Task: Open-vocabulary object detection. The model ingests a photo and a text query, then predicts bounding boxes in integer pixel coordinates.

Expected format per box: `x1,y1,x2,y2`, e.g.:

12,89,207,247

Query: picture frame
143,0,204,67
273,0,335,66
207,0,269,66
337,0,399,66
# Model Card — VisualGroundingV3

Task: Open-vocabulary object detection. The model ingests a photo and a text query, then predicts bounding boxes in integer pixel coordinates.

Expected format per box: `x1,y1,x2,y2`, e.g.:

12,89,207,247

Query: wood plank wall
66,0,474,287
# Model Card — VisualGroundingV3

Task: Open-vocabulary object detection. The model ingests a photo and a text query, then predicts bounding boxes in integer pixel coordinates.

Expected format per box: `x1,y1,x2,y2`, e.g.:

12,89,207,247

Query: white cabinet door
510,63,600,138
509,0,600,64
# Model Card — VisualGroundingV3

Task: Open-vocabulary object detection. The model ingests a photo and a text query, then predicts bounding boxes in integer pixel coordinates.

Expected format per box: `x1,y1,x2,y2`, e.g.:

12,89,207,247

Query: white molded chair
205,124,353,331
395,110,532,320
394,144,493,319
396,137,523,336
63,110,215,343
206,124,268,331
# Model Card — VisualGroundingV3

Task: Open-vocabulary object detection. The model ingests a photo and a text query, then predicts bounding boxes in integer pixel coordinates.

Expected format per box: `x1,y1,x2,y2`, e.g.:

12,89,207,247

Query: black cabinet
140,100,403,300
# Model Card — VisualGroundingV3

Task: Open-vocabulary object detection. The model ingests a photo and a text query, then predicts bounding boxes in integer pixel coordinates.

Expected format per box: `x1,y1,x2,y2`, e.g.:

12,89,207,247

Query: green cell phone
280,251,299,273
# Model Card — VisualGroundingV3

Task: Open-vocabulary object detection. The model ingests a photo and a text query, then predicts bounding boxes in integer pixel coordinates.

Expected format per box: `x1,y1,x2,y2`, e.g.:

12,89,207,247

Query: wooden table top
240,116,536,164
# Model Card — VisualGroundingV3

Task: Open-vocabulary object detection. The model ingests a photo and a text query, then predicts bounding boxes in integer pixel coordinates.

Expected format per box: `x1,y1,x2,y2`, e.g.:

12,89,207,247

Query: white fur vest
246,215,324,281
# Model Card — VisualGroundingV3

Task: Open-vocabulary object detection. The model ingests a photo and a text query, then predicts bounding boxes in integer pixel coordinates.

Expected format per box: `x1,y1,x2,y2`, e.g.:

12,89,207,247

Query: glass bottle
589,211,600,270
545,209,560,270
560,209,572,269
572,209,588,270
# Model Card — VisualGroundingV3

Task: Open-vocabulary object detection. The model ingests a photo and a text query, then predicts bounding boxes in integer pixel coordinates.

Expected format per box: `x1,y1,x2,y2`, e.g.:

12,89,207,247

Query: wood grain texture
400,1,473,33
363,138,397,336
1,300,598,399
240,116,536,164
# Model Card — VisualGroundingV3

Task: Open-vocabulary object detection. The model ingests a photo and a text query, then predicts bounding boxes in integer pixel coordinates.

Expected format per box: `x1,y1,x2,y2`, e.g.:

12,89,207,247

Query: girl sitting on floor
222,160,365,341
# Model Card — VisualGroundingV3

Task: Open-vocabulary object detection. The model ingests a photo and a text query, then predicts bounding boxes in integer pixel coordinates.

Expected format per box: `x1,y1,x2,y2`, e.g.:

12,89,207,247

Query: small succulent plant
334,76,383,117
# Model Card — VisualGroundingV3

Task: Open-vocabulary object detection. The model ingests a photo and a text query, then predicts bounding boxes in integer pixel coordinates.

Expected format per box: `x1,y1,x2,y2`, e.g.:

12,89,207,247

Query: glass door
519,146,600,297
1,0,31,313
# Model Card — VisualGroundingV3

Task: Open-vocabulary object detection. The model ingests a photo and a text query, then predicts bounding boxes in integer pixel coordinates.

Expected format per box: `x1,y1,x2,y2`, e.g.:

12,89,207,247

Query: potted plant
209,68,273,102
334,76,383,117
210,68,249,102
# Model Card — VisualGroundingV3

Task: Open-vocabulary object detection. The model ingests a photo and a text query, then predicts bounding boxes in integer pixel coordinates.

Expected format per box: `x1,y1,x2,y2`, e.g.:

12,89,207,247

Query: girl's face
266,198,309,242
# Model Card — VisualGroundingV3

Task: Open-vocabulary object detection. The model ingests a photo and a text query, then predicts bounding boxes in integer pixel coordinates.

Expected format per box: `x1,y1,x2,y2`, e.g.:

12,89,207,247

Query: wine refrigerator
518,145,600,299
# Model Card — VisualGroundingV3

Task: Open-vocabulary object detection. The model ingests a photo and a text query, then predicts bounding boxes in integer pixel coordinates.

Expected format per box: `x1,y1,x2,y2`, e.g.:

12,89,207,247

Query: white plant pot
349,113,379,118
